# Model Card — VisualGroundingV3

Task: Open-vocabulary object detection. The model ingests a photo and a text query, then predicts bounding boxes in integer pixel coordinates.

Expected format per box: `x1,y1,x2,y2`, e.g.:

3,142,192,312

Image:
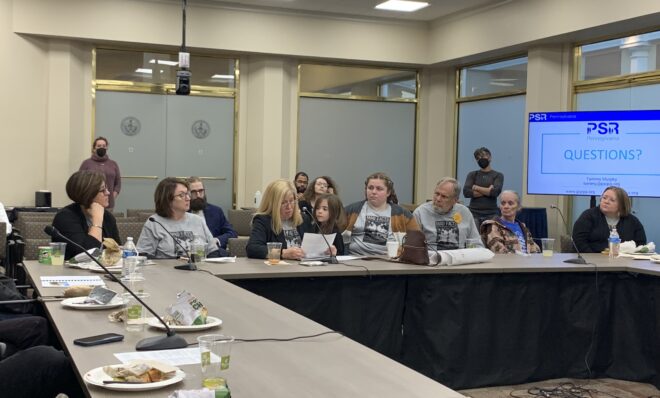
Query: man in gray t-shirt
413,178,483,250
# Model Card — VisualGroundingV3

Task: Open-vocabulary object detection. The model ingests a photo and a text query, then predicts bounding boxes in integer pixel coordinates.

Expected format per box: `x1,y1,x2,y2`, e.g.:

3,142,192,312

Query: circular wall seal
191,120,210,139
120,116,141,136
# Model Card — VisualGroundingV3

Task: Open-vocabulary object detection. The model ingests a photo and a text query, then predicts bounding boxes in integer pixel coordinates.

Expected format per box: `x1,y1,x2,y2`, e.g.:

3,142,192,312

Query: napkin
620,241,655,254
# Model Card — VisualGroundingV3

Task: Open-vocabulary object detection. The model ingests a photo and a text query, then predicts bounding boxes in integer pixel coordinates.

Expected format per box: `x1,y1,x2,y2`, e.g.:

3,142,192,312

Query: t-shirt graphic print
435,220,459,250
283,227,302,248
364,215,390,246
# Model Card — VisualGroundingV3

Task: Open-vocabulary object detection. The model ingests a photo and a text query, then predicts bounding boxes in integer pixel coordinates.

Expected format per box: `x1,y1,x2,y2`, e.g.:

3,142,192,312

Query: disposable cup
541,238,555,257
198,334,234,390
267,242,282,265
49,242,66,265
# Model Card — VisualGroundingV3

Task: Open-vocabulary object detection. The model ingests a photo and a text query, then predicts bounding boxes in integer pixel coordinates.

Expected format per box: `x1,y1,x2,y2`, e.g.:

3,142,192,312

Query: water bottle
254,190,262,208
608,228,620,259
122,237,139,276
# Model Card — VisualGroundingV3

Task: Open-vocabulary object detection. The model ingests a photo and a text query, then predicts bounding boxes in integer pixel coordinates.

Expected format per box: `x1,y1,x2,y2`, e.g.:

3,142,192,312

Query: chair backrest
24,239,50,261
560,235,576,253
112,211,125,218
227,237,248,257
228,209,255,236
116,221,145,245
136,212,153,222
126,209,155,218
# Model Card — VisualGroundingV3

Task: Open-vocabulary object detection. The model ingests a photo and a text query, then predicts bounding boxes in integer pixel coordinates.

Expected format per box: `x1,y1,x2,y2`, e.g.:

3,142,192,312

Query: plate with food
148,316,223,332
61,295,126,310
84,360,184,391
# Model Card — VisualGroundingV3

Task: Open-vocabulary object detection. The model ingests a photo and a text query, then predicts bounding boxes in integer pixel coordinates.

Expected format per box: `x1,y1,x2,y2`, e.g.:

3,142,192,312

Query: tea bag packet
164,291,208,326
84,286,117,304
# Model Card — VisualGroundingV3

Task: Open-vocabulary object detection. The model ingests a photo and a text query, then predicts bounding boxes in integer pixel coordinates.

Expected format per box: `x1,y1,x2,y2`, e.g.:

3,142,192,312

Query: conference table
24,259,464,398
195,254,660,390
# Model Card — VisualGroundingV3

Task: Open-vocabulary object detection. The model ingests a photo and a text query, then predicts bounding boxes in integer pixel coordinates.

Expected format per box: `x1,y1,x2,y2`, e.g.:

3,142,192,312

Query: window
95,48,237,94
299,64,417,101
577,30,660,81
459,57,527,99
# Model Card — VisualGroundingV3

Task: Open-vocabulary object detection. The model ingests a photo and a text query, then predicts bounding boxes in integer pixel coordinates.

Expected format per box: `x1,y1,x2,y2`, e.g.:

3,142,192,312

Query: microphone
147,217,197,271
550,205,587,264
302,207,338,264
44,226,188,351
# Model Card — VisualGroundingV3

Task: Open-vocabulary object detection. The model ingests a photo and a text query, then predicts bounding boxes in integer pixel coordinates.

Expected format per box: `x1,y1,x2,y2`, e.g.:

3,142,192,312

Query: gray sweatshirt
136,213,218,258
413,202,483,250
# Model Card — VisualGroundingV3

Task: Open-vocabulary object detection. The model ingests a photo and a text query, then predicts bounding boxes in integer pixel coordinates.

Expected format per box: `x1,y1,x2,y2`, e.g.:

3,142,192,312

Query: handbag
397,230,440,266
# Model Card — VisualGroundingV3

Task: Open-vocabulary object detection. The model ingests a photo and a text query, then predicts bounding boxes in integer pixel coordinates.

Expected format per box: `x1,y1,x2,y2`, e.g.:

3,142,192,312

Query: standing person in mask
79,137,121,211
294,172,309,201
186,177,237,250
414,177,483,250
463,147,503,228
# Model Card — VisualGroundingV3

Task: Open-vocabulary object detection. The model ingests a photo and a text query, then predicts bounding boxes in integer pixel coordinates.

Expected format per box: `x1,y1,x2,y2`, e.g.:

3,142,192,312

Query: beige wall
2,0,659,240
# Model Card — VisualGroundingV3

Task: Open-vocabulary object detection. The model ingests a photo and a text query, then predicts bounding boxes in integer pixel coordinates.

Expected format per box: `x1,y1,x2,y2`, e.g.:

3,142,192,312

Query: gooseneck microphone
550,205,587,264
44,226,188,351
147,217,196,271
302,207,339,264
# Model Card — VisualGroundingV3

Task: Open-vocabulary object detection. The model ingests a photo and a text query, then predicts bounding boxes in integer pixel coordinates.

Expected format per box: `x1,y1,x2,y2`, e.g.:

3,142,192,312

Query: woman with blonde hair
247,179,307,259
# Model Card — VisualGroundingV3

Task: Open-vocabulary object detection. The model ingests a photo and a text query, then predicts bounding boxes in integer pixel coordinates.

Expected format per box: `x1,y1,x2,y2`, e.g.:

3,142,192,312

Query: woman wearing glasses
51,170,122,259
298,176,334,213
480,190,539,254
137,177,226,259
247,179,307,260
572,186,646,253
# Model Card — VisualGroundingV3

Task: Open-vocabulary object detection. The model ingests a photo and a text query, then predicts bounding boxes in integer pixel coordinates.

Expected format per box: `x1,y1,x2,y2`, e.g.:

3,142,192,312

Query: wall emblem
192,120,211,139
120,116,141,136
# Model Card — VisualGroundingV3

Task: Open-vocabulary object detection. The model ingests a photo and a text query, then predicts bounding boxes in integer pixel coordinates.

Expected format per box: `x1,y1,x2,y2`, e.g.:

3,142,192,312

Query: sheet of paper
40,276,105,288
301,233,336,258
114,347,202,366
336,255,361,262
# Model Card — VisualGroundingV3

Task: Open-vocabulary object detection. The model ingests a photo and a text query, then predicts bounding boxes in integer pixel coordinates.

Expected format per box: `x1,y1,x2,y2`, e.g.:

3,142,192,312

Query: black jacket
51,203,121,260
572,206,646,253
246,214,307,259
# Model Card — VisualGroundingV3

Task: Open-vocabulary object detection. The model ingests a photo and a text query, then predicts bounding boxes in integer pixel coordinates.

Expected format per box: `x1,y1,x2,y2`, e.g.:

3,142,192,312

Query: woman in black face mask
79,137,122,211
462,147,504,228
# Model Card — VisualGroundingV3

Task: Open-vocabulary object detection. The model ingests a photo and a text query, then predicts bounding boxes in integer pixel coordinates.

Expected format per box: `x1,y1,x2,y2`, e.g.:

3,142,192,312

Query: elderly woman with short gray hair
480,190,540,254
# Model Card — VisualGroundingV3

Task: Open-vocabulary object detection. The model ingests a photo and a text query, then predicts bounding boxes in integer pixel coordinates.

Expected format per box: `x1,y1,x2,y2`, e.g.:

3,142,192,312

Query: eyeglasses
500,200,517,206
281,199,297,208
173,192,191,200
190,189,205,196
315,182,329,188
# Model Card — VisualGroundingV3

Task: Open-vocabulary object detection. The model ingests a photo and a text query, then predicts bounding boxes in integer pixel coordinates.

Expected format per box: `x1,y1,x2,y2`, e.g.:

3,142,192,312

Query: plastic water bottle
122,237,139,276
608,228,620,259
254,190,262,208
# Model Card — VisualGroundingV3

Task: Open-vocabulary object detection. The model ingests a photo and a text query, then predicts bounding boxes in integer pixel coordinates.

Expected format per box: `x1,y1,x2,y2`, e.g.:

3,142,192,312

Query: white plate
61,296,126,310
651,258,660,264
83,365,185,391
148,316,223,332
88,265,123,274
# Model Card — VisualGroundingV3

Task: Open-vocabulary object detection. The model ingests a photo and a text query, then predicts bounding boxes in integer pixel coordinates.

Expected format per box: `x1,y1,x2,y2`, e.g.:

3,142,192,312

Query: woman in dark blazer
572,186,646,253
51,170,121,259
247,179,307,260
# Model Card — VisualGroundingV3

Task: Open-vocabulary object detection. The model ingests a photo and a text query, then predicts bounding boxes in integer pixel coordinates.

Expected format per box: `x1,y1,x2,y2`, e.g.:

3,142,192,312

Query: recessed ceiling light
375,0,429,12
211,74,235,79
135,68,153,74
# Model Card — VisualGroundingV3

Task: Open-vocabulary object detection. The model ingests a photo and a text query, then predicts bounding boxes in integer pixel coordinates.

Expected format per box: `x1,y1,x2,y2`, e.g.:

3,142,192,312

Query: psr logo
587,122,619,134
529,113,547,121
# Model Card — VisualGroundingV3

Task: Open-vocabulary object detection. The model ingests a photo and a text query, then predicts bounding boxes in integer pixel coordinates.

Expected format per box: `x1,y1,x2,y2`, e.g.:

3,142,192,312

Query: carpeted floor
460,378,660,398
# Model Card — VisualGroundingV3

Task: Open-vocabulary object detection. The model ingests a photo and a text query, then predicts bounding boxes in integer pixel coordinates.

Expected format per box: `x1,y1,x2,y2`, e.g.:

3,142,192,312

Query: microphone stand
148,217,197,271
550,205,587,264
302,207,338,264
44,226,188,351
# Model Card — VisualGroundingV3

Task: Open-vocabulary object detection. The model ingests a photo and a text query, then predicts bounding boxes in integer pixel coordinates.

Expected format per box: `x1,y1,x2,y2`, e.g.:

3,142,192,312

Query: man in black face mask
79,137,121,210
186,176,237,250
463,147,503,228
